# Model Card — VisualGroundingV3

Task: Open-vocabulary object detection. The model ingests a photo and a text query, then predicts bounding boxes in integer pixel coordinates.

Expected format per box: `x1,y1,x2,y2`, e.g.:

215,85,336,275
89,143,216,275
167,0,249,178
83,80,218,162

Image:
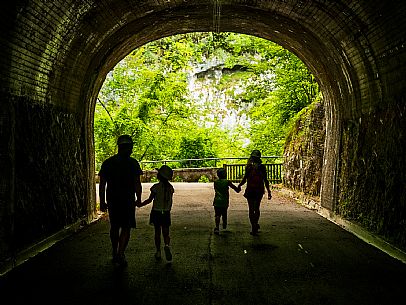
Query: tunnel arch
76,3,377,212
1,1,405,265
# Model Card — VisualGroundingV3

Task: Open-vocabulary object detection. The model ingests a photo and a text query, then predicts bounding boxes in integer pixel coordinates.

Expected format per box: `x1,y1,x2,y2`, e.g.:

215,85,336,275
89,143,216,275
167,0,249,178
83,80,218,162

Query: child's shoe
155,250,161,261
250,224,259,236
214,227,220,235
116,254,128,267
164,245,172,261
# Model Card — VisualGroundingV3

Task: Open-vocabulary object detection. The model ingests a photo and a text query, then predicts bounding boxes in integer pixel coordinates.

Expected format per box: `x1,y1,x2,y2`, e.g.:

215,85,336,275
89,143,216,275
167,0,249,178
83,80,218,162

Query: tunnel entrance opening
92,31,322,209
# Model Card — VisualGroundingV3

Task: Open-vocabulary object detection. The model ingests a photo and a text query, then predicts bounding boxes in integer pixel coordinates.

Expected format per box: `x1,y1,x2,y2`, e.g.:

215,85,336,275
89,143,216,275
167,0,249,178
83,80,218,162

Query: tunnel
1,0,405,270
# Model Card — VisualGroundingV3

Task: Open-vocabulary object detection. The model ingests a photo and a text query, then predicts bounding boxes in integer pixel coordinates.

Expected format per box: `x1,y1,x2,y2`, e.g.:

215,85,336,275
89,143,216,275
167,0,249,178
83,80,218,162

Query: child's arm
237,173,247,192
228,180,240,193
137,192,154,207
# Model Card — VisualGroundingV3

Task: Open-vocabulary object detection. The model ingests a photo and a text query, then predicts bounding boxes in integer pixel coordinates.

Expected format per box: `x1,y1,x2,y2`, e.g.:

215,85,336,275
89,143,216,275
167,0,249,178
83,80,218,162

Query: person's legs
215,215,220,228
112,227,130,266
110,225,120,260
254,200,261,226
248,199,260,235
214,215,220,233
222,208,228,230
117,227,131,256
108,205,120,260
162,226,170,246
162,226,172,261
154,225,162,250
247,199,256,226
154,224,162,260
254,199,262,232
214,207,220,234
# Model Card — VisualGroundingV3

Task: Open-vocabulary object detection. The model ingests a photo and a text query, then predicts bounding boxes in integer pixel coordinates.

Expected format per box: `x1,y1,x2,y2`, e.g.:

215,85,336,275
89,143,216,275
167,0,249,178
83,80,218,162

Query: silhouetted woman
238,150,272,235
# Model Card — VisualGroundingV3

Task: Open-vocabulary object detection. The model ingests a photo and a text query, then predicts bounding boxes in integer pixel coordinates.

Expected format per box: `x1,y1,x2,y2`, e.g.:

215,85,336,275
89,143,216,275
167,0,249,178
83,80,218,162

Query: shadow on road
1,183,405,305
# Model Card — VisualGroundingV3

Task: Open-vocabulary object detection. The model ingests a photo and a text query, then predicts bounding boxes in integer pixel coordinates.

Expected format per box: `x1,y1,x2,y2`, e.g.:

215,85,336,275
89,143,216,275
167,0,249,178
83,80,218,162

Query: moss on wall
337,96,406,250
283,101,325,196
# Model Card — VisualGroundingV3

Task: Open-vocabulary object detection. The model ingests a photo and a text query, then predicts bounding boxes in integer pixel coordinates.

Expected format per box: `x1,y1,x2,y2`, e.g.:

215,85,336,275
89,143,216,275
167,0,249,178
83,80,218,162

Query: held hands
136,199,150,208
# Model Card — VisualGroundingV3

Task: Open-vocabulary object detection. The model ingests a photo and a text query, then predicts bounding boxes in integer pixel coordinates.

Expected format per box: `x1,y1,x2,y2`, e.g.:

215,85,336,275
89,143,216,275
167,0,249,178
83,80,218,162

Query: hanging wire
212,0,221,33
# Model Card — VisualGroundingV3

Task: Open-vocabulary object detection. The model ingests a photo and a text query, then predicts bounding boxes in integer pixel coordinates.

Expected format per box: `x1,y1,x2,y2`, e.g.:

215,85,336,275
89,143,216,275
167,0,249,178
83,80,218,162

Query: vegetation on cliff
95,32,319,170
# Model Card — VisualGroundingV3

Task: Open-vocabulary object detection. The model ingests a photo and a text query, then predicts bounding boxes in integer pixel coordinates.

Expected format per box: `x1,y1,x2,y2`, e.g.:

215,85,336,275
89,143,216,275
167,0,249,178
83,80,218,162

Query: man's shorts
108,202,136,228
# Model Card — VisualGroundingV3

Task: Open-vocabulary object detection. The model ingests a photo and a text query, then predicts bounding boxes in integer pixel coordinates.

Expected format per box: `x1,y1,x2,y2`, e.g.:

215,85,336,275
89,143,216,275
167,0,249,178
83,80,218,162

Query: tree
94,32,320,169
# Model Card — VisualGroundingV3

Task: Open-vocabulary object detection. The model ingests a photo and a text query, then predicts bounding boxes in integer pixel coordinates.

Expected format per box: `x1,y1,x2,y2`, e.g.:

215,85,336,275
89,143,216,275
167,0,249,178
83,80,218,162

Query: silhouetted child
213,168,239,235
138,165,174,261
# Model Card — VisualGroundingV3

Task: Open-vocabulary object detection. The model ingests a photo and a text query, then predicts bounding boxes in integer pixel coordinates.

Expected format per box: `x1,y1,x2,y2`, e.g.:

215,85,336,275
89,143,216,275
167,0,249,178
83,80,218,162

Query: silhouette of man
99,134,143,266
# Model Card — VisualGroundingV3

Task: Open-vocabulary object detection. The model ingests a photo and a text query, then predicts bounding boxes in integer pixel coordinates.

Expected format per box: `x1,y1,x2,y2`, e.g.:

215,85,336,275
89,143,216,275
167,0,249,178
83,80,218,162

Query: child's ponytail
158,172,172,205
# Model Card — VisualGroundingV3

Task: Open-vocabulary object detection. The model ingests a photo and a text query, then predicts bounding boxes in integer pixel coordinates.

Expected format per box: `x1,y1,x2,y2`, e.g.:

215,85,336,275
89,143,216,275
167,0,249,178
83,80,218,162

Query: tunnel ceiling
4,0,402,123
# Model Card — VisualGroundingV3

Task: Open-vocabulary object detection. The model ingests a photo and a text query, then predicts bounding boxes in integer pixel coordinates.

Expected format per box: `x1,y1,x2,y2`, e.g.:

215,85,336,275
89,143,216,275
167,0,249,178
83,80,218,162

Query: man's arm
135,175,142,206
99,176,107,212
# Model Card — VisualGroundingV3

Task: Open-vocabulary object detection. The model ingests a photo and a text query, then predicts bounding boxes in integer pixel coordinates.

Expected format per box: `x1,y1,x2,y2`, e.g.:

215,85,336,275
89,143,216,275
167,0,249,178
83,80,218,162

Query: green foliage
150,176,159,183
173,176,184,182
198,175,210,183
94,32,320,169
176,135,217,168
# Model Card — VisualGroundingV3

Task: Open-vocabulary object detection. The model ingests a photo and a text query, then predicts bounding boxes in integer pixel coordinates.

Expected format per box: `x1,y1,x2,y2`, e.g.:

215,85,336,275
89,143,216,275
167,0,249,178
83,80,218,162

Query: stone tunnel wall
0,95,88,263
284,94,406,251
283,101,325,196
283,94,406,252
337,95,406,250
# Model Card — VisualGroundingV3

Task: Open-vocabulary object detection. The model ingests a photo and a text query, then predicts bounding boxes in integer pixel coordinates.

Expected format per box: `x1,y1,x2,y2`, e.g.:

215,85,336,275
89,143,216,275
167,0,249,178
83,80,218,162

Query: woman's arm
238,172,247,188
262,165,272,200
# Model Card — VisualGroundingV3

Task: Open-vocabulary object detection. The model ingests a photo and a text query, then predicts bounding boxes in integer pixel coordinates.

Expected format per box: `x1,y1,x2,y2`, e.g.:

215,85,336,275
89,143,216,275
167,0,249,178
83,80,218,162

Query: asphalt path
1,183,405,305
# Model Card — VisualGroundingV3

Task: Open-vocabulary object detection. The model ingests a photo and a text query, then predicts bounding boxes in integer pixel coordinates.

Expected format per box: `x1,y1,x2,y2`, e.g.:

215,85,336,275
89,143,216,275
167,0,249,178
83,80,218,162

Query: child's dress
149,181,174,226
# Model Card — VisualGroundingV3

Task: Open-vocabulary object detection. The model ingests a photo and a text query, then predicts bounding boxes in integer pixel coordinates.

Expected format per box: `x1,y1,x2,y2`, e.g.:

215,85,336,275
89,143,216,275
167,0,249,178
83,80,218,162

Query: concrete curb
0,214,104,277
277,188,406,264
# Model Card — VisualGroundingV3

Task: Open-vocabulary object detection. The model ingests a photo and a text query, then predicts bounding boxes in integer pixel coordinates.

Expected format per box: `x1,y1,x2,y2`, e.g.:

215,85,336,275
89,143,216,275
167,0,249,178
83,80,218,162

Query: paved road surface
1,183,405,305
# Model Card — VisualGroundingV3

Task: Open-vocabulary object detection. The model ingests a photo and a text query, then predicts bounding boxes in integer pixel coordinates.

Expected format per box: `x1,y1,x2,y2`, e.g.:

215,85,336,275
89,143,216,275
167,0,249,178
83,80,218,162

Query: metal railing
224,163,283,184
140,156,283,170
139,156,283,184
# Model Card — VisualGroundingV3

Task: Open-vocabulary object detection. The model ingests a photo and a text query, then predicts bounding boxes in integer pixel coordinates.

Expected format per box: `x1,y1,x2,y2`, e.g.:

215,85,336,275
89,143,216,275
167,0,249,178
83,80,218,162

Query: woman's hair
247,155,262,166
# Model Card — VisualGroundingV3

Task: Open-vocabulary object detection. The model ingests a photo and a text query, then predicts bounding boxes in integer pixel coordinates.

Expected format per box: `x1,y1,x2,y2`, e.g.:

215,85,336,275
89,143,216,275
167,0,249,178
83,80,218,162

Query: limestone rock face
283,102,325,196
